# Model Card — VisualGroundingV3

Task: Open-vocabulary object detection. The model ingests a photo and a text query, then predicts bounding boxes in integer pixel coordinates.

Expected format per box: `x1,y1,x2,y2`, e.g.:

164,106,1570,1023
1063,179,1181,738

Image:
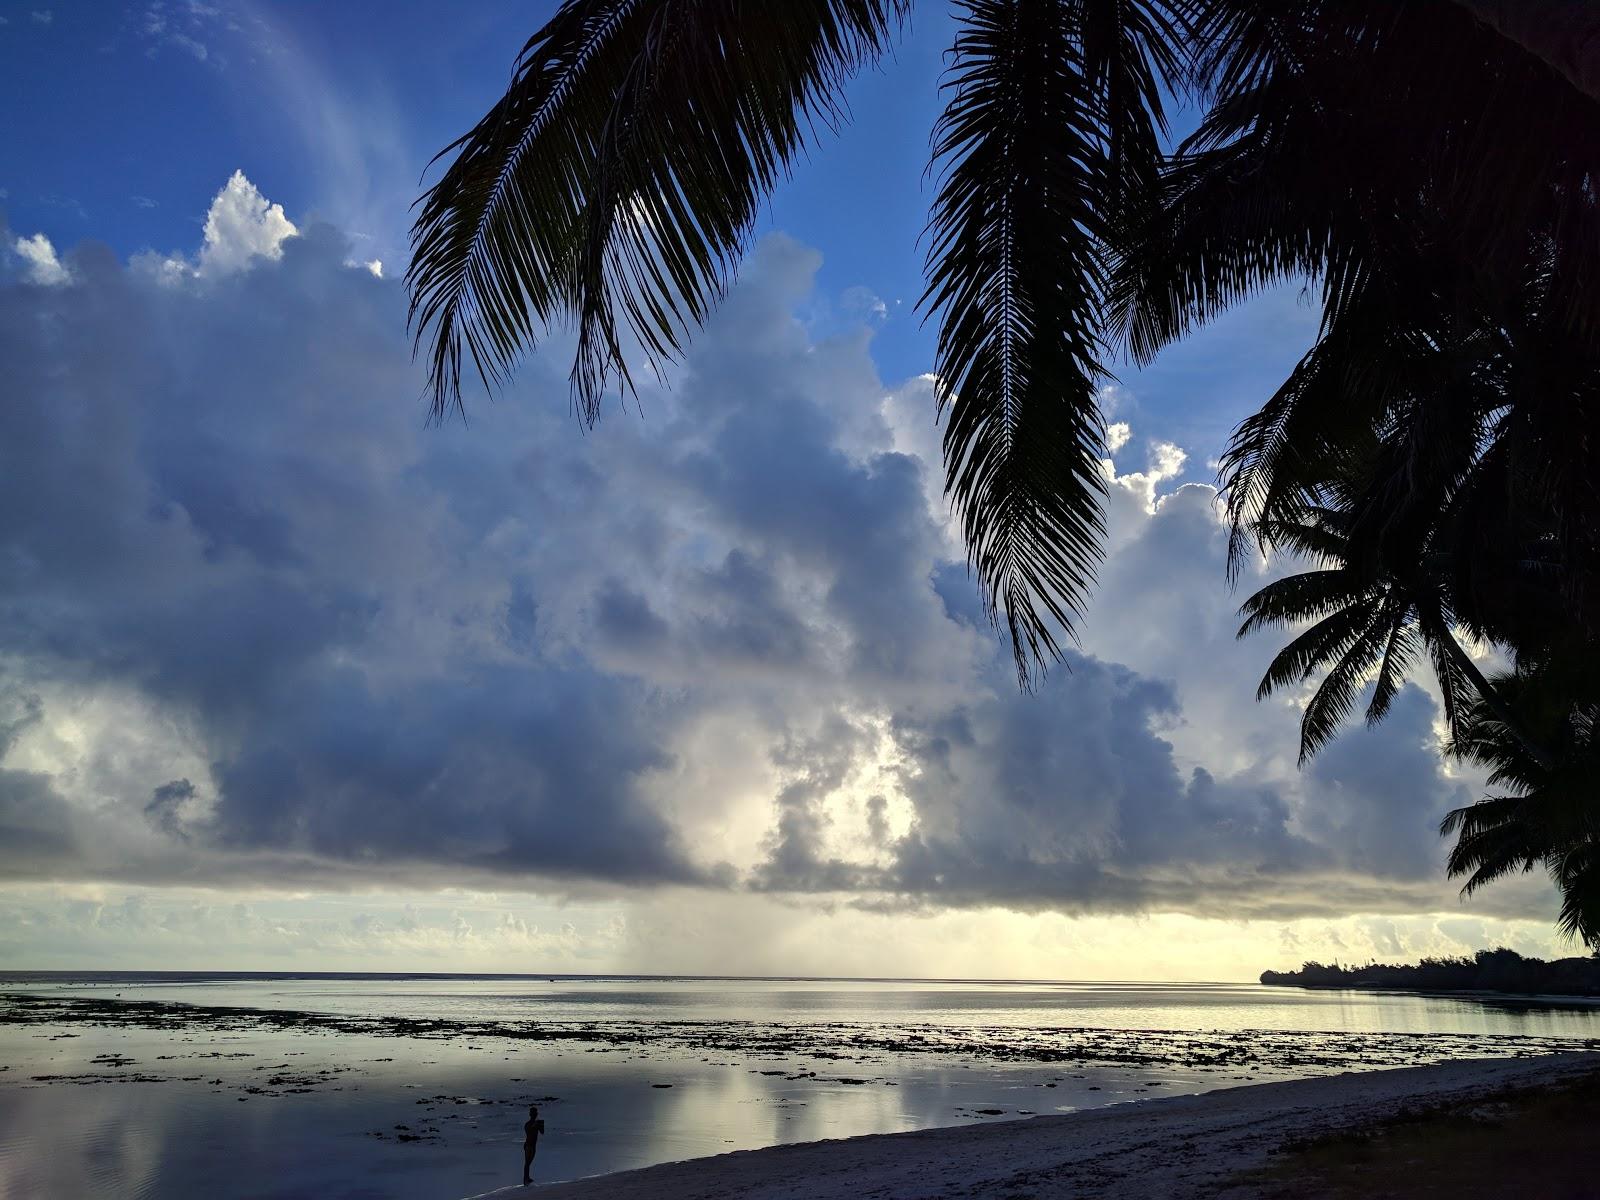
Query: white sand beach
466,1053,1599,1200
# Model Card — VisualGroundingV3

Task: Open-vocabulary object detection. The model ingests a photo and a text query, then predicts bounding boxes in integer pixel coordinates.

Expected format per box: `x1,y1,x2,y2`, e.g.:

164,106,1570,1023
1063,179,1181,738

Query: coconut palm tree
1235,500,1513,765
1442,671,1600,945
1229,252,1597,770
408,0,1600,683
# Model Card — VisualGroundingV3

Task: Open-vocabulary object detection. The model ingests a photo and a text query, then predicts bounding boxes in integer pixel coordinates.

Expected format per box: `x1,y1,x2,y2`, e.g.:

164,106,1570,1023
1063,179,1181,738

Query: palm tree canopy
409,0,1600,684
1235,502,1478,763
409,0,1201,685
1450,0,1600,103
1443,672,1600,944
411,0,1600,939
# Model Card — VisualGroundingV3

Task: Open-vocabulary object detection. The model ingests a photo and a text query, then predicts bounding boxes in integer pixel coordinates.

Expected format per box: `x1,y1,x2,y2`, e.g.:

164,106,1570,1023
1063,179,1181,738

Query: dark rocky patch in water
3,991,1597,1077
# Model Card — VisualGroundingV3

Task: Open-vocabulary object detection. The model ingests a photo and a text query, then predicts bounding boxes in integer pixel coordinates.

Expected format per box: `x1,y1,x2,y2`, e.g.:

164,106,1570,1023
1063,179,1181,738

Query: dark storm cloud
0,223,710,890
0,206,1528,920
0,690,79,872
0,769,79,870
144,779,196,841
203,663,694,883
1299,684,1473,881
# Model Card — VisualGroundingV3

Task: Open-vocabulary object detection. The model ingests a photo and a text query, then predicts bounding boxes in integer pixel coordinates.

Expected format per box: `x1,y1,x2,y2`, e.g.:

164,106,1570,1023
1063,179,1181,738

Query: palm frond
1423,606,1548,759
407,0,648,418
1292,596,1400,761
1235,568,1371,637
922,0,1187,684
408,0,908,421
1441,666,1600,944
570,0,908,408
1366,613,1420,725
1249,597,1371,696
1448,706,1546,795
1250,508,1354,565
1552,842,1600,942
1216,294,1414,580
1107,75,1344,365
1442,793,1545,894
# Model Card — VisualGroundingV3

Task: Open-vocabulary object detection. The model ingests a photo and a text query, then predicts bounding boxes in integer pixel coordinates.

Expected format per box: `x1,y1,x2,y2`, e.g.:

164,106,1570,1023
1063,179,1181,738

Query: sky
0,1,1574,979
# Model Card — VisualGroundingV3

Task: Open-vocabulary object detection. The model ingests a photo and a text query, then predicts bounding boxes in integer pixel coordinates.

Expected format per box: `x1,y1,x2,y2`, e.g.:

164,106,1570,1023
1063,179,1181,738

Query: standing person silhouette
522,1105,545,1186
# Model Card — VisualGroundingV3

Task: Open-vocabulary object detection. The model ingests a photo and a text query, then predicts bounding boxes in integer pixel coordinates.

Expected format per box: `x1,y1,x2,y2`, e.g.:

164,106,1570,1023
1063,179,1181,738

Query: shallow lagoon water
2,973,1597,1199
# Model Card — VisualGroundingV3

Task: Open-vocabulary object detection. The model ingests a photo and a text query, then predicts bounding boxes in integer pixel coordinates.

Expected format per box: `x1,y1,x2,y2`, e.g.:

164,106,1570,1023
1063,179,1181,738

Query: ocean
2,972,1597,1199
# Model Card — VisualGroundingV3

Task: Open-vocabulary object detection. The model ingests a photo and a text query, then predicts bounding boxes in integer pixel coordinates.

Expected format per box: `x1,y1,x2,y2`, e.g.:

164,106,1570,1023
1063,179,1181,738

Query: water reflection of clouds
3,976,1596,1197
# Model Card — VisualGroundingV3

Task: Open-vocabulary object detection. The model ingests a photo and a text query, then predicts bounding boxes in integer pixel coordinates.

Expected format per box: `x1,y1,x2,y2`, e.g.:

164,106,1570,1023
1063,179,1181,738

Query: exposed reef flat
4,991,1596,1077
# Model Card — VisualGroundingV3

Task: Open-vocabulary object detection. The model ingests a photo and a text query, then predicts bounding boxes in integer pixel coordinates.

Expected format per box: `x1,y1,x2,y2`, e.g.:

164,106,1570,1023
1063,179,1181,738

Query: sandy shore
466,1053,1599,1200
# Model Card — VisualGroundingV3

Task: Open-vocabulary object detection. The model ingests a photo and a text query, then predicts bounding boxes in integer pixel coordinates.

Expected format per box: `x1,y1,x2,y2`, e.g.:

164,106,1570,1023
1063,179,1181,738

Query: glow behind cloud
0,176,1568,976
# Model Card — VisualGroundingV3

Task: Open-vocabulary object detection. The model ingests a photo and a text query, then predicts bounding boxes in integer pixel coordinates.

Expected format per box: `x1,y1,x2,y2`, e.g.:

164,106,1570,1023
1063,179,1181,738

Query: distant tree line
1261,948,1600,996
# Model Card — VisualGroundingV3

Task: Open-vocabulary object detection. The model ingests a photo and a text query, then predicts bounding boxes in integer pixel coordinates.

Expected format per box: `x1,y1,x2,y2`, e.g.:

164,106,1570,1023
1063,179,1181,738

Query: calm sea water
1,973,1596,1199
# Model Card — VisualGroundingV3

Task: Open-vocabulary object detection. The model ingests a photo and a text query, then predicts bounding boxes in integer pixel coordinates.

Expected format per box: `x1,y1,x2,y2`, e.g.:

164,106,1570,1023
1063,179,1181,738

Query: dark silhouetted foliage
412,0,1600,689
1261,947,1600,996
414,1,1600,937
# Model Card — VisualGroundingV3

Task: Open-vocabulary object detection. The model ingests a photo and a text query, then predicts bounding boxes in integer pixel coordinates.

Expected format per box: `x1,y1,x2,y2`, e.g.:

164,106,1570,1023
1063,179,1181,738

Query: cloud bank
0,174,1547,928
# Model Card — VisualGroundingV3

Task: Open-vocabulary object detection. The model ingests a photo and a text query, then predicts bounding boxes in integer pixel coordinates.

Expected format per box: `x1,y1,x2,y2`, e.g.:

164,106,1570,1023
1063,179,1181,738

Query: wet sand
465,1054,1600,1200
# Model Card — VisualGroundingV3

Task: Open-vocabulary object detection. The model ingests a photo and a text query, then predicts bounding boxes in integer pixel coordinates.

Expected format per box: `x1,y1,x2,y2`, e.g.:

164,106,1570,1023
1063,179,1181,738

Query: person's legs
523,1146,534,1185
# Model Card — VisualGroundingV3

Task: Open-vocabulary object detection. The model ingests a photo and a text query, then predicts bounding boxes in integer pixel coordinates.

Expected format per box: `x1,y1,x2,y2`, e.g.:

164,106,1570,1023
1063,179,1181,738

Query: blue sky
0,2,1563,976
2,0,1314,456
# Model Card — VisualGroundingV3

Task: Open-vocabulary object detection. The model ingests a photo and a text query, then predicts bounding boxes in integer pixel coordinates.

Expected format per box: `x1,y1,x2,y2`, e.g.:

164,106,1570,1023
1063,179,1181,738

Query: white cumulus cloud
196,170,298,277
0,190,1562,976
12,233,69,285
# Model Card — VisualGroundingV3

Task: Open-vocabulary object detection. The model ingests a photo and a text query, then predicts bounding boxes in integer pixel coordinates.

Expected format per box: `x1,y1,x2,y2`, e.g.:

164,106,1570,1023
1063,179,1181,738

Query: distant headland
1261,948,1600,997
